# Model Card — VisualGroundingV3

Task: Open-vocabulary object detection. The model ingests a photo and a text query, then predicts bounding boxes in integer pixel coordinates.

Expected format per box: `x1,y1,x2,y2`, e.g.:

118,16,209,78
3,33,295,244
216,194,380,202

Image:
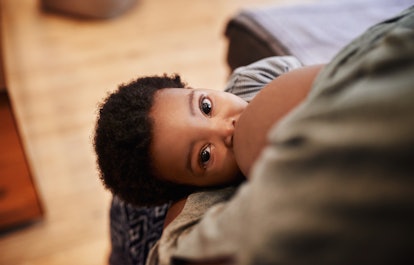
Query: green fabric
246,5,414,265
171,6,414,265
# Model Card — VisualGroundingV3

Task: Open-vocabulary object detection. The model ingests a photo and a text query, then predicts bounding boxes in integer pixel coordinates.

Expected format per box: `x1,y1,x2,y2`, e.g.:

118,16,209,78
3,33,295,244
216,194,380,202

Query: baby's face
150,88,248,187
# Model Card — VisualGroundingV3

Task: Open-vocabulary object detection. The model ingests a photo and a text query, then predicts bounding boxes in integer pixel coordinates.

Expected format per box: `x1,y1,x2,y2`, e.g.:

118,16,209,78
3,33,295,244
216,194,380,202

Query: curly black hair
94,74,195,206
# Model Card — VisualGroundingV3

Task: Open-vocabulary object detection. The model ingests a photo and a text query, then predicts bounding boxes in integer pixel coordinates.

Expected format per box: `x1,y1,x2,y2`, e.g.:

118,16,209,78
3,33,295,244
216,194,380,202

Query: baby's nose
223,119,236,148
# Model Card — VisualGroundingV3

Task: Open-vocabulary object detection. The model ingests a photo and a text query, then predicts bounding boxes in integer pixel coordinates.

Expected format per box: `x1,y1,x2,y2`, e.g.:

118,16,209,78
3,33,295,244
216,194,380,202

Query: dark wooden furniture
0,4,43,229
0,90,43,230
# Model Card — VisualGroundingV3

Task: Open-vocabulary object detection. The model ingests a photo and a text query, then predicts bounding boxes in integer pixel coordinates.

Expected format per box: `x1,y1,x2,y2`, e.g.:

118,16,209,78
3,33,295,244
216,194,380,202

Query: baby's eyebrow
188,89,196,116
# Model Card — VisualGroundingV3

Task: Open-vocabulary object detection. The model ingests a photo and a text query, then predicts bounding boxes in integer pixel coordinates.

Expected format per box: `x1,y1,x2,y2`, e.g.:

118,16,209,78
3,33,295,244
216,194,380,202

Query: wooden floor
0,0,313,264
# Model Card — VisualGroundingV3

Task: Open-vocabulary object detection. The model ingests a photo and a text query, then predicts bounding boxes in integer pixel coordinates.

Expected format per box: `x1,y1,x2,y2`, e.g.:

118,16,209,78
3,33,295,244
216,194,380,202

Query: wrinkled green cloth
242,5,414,264
156,6,414,265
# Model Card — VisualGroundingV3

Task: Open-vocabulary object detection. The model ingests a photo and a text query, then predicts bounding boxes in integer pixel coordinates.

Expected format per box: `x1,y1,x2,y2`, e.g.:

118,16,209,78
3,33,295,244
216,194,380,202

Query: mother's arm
233,64,324,178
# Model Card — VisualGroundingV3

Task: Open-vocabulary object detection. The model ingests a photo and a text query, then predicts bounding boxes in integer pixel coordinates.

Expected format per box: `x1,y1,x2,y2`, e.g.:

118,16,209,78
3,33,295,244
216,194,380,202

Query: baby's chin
216,169,246,188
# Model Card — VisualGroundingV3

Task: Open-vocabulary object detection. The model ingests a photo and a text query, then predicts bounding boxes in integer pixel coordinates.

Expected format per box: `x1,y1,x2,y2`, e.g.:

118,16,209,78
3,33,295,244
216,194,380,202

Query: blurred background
0,0,316,264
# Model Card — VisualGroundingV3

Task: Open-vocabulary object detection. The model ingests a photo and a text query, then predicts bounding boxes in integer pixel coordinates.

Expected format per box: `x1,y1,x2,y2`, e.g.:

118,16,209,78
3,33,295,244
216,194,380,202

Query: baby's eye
200,97,212,116
199,145,211,168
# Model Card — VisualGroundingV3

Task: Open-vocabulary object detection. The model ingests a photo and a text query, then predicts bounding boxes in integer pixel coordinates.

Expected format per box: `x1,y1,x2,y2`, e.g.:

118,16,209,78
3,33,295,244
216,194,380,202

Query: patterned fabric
108,56,303,265
109,197,170,265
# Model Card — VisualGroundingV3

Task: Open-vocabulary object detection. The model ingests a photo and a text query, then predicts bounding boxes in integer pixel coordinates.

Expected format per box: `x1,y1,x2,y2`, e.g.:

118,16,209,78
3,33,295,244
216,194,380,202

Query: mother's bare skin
233,64,324,178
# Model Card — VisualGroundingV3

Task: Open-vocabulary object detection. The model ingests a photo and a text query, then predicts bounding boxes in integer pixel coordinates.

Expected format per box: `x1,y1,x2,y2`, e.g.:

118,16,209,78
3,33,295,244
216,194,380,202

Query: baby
94,65,322,207
94,74,247,206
